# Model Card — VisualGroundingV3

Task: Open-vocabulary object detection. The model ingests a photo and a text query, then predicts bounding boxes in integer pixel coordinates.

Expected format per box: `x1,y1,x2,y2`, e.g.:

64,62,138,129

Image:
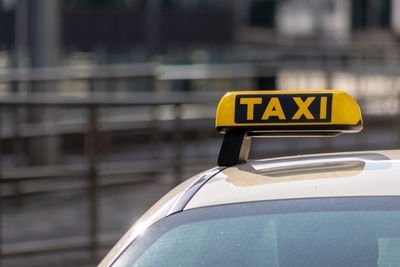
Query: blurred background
0,0,399,266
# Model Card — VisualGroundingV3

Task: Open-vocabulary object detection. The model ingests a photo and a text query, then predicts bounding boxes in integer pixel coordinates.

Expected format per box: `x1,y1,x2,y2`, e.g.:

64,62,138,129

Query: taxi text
235,94,332,123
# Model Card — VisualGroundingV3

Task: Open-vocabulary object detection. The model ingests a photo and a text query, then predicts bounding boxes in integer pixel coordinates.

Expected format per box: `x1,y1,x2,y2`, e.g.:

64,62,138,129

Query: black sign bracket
217,131,251,166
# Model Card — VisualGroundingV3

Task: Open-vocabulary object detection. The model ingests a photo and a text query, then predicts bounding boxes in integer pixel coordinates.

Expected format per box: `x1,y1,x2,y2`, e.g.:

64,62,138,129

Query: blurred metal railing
3,60,400,83
0,92,222,263
1,94,400,263
1,62,400,265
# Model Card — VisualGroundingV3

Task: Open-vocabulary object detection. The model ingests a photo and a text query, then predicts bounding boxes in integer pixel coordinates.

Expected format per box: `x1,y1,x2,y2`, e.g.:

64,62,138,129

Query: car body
100,90,400,266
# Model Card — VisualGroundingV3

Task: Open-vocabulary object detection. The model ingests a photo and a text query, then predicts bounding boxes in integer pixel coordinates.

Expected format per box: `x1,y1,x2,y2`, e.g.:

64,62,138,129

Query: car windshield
113,197,400,267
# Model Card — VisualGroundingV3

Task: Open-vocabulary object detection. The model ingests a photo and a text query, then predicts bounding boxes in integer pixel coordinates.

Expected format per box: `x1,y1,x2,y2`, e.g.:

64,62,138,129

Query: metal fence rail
0,92,222,264
1,62,400,266
3,61,400,83
0,104,399,266
0,96,399,261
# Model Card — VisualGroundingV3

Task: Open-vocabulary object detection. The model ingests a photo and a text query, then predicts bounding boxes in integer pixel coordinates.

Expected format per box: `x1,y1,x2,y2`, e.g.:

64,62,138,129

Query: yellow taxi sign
216,90,362,135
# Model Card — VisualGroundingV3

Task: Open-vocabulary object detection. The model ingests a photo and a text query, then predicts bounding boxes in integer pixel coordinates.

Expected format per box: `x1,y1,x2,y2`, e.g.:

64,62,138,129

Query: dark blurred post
145,0,161,57
9,0,30,207
174,104,183,184
367,0,381,28
28,0,61,165
14,0,29,71
0,111,2,267
87,104,99,260
232,0,250,37
257,64,277,91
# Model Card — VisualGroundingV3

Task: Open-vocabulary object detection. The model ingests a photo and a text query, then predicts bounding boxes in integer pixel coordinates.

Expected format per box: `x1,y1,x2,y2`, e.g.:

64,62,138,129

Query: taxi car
100,90,400,267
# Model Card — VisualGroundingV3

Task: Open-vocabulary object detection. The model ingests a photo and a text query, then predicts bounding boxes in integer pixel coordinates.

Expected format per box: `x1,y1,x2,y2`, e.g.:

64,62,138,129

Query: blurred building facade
0,0,395,54
0,0,400,99
0,0,399,111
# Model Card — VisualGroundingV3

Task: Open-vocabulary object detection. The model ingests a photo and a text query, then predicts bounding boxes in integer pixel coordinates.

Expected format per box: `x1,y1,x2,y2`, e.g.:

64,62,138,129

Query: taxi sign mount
216,90,363,166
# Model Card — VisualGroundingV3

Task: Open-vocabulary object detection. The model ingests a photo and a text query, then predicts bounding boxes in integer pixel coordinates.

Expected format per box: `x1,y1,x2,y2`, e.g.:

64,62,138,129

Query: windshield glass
113,197,400,267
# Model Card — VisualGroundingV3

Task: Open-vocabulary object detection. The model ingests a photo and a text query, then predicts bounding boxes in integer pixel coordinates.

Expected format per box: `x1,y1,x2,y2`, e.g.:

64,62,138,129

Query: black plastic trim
217,132,251,166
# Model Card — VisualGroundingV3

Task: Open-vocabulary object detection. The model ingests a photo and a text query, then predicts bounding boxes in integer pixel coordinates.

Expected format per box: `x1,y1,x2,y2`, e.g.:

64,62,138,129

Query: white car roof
186,150,400,210
99,149,400,267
